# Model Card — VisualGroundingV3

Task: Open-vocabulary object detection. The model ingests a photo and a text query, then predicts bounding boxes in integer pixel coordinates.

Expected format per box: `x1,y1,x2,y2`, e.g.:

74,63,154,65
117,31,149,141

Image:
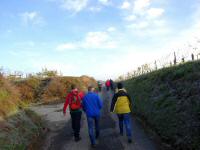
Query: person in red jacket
63,84,83,142
105,79,111,91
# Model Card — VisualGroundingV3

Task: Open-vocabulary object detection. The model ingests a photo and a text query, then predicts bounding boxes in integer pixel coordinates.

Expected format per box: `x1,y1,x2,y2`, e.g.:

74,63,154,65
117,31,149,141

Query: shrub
41,78,66,102
14,77,41,103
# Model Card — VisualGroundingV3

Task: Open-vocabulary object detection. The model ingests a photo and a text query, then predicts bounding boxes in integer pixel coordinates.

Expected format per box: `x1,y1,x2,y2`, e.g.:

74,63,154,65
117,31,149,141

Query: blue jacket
82,92,103,117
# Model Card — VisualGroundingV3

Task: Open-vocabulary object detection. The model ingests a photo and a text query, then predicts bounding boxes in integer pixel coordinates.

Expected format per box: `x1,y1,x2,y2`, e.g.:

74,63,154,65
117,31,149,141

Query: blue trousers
117,113,132,139
87,116,100,145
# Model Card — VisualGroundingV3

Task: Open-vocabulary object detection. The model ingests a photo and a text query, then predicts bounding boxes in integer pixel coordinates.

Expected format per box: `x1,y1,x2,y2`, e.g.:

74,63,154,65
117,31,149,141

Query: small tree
36,68,58,78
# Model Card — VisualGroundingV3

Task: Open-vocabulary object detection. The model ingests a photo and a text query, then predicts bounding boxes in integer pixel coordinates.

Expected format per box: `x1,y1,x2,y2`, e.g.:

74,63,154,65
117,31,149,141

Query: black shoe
128,139,132,143
95,134,99,139
91,144,97,148
75,137,81,142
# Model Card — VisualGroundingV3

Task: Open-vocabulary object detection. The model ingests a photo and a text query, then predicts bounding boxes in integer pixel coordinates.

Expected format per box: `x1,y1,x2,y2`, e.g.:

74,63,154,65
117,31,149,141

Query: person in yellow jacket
110,82,133,143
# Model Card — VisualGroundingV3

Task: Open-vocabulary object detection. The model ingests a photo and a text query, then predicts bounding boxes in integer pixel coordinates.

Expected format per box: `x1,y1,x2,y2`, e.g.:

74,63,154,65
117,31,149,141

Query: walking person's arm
97,95,103,109
110,94,117,112
82,96,87,112
63,94,70,115
127,94,133,111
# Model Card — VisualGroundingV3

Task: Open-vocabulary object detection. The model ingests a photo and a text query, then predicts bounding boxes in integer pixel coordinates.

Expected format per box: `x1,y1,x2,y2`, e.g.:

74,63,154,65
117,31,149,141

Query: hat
117,82,123,89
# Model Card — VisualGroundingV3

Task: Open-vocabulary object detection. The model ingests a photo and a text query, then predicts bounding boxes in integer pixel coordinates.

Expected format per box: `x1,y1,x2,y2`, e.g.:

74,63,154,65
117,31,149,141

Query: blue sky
0,0,200,80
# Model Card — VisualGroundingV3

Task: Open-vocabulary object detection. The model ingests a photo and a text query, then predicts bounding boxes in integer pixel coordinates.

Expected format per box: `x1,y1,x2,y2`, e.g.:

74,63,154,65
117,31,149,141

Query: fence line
117,41,200,81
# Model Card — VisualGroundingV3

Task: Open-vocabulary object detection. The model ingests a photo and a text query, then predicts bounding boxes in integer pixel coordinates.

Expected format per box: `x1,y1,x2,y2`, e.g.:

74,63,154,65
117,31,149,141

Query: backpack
70,95,81,110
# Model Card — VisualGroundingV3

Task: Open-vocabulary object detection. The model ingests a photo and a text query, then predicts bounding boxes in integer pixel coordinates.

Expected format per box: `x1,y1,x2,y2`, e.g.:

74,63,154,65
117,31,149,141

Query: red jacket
106,80,111,87
63,89,84,113
79,91,85,100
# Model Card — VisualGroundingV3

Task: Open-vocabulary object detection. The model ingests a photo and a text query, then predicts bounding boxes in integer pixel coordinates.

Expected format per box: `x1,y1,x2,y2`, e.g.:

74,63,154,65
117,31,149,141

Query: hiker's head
71,84,76,90
88,86,95,92
117,82,123,89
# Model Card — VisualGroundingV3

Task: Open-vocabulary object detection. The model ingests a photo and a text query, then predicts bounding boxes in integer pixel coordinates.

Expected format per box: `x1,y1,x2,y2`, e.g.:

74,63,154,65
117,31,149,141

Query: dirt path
31,88,160,150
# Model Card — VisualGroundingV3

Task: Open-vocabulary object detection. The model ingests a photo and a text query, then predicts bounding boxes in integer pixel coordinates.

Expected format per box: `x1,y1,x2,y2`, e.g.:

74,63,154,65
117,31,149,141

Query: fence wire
118,44,200,81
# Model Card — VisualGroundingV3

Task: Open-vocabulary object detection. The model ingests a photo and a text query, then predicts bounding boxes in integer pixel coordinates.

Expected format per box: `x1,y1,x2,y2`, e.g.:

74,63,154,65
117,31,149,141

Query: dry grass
14,77,41,103
0,75,97,118
0,76,20,118
41,76,97,103
41,77,66,102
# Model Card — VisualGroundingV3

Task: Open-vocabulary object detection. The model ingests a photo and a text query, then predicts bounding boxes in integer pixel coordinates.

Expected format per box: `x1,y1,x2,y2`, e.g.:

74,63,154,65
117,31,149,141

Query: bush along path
124,60,200,150
30,87,160,150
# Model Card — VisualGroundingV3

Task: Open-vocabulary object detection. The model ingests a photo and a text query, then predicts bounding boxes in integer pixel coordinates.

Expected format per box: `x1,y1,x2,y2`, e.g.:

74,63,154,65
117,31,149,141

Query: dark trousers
70,111,82,138
106,86,109,91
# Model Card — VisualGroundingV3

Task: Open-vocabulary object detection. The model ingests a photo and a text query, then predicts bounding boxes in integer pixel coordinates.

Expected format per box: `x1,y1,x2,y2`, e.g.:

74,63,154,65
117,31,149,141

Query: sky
0,0,200,80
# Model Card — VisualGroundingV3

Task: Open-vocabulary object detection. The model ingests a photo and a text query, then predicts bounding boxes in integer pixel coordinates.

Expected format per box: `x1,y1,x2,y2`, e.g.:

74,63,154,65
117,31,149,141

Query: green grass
0,90,10,101
124,60,200,150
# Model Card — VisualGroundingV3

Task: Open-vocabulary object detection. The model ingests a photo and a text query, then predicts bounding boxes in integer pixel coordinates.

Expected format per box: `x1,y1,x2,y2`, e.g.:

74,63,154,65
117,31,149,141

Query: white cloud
120,0,166,34
20,11,44,26
61,0,89,12
98,0,110,5
56,30,118,51
56,43,77,51
124,14,137,21
153,20,166,27
98,49,158,79
89,6,102,12
82,31,117,49
127,21,149,29
147,8,164,19
107,27,116,32
164,21,200,54
134,0,151,12
121,1,131,9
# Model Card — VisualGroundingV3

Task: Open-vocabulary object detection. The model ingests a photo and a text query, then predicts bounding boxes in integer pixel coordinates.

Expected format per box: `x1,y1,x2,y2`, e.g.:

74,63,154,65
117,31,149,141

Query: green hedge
124,61,200,150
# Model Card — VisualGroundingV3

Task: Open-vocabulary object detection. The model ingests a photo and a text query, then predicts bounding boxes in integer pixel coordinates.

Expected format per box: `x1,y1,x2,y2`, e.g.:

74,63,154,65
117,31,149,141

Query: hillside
14,75,97,104
124,60,200,150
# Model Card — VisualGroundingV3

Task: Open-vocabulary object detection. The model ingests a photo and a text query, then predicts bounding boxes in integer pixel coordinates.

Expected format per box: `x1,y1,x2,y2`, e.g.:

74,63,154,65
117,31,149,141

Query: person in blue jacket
82,86,103,148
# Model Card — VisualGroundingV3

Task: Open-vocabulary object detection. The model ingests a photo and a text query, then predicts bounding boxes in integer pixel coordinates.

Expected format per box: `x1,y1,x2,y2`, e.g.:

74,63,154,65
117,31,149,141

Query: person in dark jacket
63,85,83,142
110,79,114,91
82,86,103,147
97,81,102,92
110,82,133,143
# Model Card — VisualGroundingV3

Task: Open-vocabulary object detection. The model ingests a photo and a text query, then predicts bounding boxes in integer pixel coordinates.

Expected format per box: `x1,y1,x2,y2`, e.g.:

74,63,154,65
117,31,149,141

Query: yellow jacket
110,89,132,114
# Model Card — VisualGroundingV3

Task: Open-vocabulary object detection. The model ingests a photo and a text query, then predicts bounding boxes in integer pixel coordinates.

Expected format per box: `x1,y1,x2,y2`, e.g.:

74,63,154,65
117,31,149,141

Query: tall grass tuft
0,76,20,118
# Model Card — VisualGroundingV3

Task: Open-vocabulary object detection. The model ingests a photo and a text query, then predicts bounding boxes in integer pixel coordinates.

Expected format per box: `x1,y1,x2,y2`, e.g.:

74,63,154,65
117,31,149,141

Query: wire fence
117,40,200,81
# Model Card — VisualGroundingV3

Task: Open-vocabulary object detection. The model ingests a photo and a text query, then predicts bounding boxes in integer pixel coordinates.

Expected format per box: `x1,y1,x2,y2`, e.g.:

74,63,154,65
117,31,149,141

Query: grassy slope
0,109,44,150
124,61,200,150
